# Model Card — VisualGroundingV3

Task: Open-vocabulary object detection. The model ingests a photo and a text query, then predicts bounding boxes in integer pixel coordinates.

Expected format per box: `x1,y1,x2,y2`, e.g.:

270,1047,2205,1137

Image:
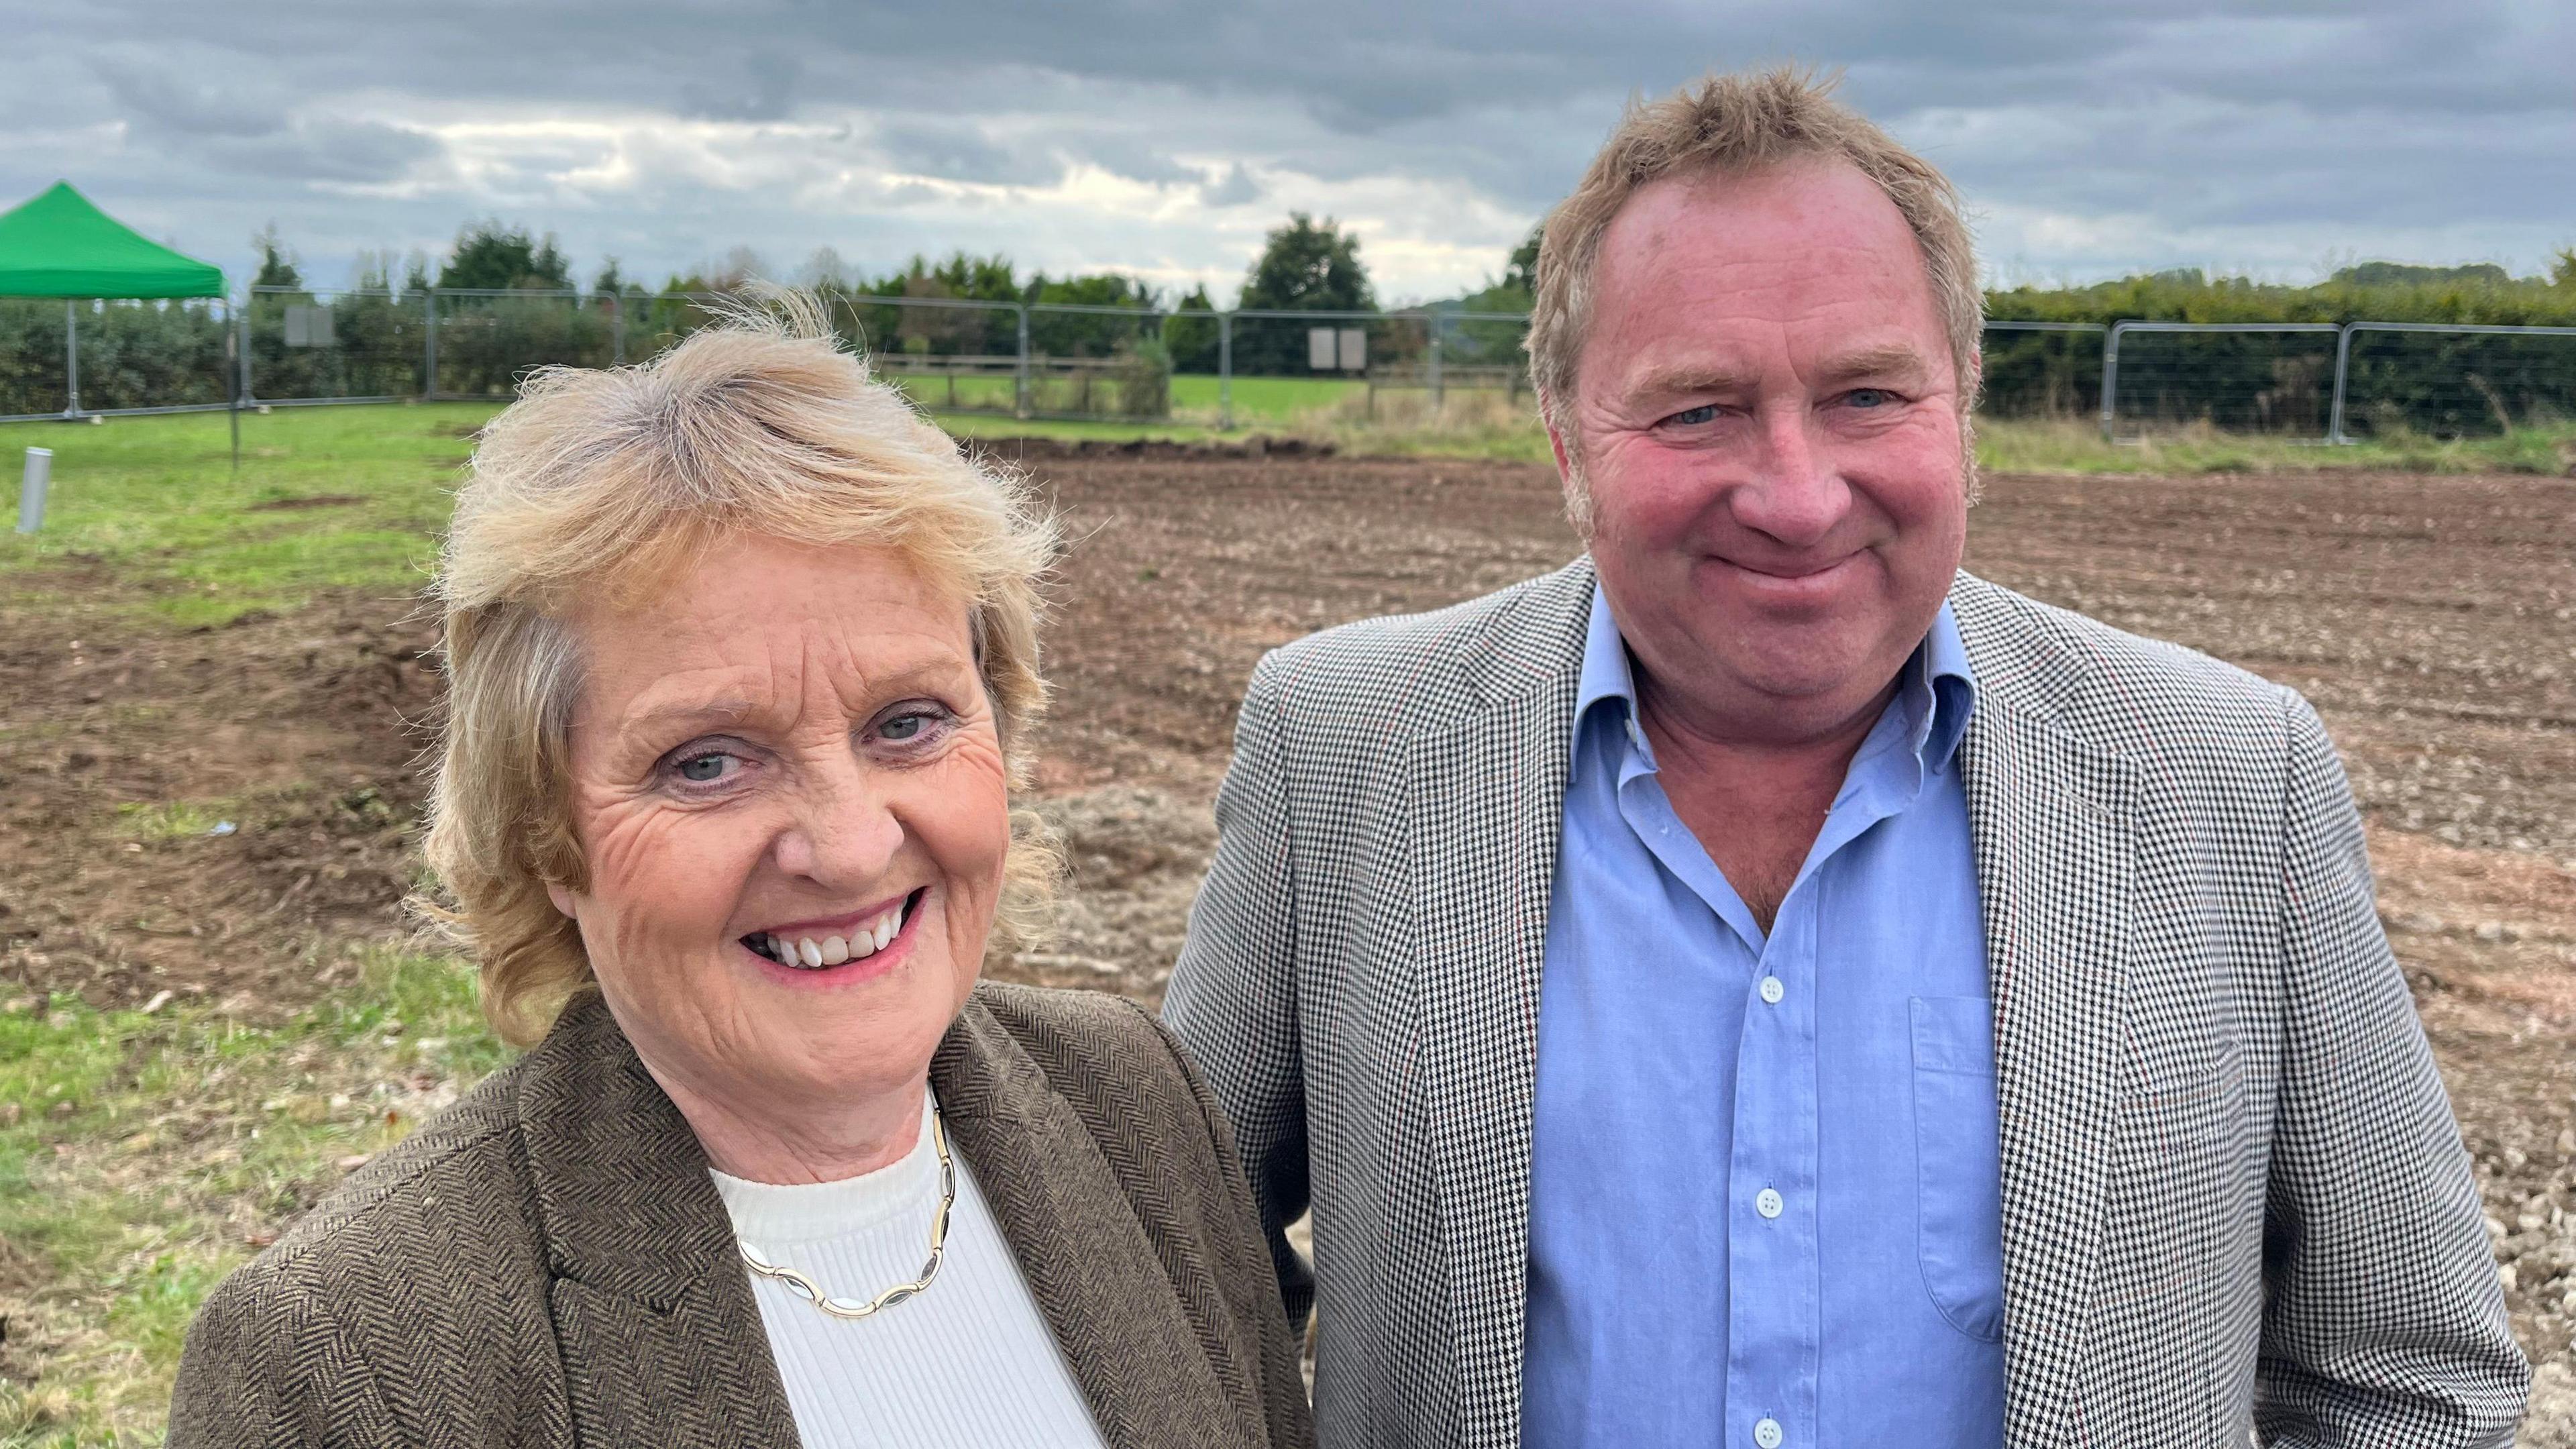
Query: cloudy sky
7,1,2571,303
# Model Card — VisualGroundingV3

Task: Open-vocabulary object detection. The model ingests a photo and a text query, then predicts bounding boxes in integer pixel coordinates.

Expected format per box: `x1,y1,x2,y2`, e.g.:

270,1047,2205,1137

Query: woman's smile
739,886,929,986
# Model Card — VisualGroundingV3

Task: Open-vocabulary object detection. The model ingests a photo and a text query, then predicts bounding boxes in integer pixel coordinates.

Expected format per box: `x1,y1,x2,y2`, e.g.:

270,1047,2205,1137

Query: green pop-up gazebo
0,181,227,419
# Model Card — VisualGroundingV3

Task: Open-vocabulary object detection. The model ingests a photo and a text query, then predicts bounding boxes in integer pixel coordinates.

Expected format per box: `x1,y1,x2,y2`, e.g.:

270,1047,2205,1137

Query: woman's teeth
751,898,909,970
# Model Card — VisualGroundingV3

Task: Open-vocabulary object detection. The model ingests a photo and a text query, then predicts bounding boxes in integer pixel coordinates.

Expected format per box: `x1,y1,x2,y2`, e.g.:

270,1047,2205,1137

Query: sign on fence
282,304,335,349
1307,327,1367,373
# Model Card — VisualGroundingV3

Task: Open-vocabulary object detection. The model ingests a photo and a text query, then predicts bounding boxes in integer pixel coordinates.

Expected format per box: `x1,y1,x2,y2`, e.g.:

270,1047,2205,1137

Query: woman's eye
878,710,945,743
673,752,738,784
1666,404,1719,426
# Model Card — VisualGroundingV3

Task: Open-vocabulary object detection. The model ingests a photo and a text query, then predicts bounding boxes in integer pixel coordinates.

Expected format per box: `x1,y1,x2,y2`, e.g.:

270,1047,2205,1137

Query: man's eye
674,752,738,784
1845,388,1896,409
1666,405,1719,426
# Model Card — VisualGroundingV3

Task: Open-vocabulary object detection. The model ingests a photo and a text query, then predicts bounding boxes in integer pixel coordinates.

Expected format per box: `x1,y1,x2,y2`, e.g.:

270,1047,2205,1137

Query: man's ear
1540,390,1575,482
547,882,579,920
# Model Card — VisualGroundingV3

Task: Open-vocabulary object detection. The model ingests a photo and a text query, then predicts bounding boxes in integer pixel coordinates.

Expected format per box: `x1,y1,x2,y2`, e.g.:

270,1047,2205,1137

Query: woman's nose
770,764,902,888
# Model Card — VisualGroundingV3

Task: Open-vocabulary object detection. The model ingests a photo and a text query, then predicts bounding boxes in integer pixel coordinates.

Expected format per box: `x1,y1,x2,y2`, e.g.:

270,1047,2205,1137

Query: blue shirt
1521,587,2004,1449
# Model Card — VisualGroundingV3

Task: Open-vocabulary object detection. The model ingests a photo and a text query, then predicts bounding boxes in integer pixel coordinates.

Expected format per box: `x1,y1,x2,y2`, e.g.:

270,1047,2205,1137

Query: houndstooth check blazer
1165,557,2529,1449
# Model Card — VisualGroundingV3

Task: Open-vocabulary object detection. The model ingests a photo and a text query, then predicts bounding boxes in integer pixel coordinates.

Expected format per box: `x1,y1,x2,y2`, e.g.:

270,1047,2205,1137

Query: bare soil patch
244,494,369,513
2,453,2569,1428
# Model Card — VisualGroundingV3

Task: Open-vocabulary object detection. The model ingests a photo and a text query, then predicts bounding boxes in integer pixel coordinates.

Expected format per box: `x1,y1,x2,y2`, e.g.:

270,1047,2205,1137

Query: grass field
3,405,2573,1444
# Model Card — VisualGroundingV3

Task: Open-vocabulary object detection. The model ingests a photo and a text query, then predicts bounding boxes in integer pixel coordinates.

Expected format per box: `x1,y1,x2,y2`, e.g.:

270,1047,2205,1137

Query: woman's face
548,535,1010,1138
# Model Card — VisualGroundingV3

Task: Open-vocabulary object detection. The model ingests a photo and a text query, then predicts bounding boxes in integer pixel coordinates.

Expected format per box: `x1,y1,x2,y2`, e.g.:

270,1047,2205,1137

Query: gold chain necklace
734,1110,956,1321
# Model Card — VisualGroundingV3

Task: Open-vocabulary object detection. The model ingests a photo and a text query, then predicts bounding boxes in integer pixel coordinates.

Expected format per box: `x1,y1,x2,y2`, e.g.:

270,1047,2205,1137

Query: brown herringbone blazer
170,981,1313,1449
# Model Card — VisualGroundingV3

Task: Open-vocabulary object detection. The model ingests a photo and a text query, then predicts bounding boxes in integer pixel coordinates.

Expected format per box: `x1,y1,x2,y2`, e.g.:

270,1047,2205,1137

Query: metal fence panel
25,288,2576,449
0,298,74,419
2101,322,2343,439
1978,321,2107,420
246,287,426,404
429,289,619,400
2331,321,2576,441
1,297,233,421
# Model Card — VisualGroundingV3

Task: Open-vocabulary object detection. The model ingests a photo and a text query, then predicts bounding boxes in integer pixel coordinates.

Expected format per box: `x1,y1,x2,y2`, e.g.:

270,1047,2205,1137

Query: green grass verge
1976,417,2576,476
0,953,508,1446
0,404,495,628
1169,374,1364,423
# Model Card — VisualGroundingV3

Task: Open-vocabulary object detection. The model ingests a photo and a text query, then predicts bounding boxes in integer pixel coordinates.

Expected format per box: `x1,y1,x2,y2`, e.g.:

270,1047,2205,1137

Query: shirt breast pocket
1911,995,2006,1344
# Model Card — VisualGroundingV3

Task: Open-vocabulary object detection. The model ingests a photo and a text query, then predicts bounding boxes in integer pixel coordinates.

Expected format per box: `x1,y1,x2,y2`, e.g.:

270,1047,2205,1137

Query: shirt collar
1571,584,1978,780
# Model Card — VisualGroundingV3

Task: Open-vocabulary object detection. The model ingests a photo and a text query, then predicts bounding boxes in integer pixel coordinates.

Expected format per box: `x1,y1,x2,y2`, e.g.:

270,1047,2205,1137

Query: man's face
1552,159,1972,745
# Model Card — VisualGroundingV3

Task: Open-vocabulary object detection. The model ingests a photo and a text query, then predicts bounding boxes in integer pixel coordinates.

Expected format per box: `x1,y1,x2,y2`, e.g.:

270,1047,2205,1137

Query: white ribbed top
710,1093,1107,1449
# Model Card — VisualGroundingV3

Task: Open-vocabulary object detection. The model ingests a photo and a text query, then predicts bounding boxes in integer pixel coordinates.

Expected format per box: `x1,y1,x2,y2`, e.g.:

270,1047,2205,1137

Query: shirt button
1754,1418,1784,1448
1758,975,1784,1005
1755,1187,1783,1219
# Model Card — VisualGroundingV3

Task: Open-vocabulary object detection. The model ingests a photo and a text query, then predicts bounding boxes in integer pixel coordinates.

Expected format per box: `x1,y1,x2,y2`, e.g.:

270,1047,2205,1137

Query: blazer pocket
2100,1046,2256,1310
1910,995,2007,1344
2094,1046,2258,1446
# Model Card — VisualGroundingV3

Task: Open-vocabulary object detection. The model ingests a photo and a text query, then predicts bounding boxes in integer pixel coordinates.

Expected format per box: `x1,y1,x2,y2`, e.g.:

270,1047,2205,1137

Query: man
1165,68,2527,1449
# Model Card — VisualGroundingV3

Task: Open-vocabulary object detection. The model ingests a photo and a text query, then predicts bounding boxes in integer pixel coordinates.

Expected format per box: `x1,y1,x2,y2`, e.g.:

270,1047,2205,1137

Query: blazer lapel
932,1000,1254,1449
518,996,802,1449
1406,559,1591,1448
1951,577,2141,1449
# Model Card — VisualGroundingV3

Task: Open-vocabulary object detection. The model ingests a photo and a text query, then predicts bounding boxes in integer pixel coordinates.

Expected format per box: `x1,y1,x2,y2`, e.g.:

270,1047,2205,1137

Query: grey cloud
92,57,286,140
873,120,1065,187
1078,136,1198,186
677,51,802,122
1201,162,1263,207
5,0,2569,293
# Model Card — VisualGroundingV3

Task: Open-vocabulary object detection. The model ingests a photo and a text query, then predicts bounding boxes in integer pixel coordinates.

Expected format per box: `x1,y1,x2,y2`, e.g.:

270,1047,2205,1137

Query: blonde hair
421,295,1061,1044
1527,66,1983,526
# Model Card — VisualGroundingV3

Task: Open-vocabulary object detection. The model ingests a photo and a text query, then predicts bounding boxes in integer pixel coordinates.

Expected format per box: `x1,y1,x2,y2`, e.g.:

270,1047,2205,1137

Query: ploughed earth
3,444,2571,1433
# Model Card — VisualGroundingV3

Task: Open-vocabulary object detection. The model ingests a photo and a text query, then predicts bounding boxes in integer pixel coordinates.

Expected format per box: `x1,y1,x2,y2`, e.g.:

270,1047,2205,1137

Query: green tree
438,221,574,290
1164,283,1222,373
1501,221,1542,296
1027,270,1159,358
1236,213,1374,374
2552,247,2576,290
1239,213,1375,312
250,225,301,290
2330,261,2512,288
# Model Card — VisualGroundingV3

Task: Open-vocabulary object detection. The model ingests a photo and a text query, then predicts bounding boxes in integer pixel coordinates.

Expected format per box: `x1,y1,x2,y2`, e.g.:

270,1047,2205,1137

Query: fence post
64,301,80,418
1014,305,1031,421
1219,313,1233,430
1427,312,1443,413
2098,323,2123,441
225,297,241,470
2326,323,2355,445
18,447,50,533
423,288,439,400
238,294,254,406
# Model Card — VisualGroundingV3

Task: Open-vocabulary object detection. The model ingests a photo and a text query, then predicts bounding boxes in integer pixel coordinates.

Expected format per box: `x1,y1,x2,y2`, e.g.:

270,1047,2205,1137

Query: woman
170,303,1310,1449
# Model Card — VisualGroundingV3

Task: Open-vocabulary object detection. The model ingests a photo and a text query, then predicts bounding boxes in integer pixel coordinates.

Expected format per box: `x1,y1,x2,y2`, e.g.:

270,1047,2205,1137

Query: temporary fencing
7,287,2575,444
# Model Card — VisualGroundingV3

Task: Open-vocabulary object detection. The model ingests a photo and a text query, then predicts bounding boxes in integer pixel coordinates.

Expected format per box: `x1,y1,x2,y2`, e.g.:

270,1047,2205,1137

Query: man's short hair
1526,66,1982,443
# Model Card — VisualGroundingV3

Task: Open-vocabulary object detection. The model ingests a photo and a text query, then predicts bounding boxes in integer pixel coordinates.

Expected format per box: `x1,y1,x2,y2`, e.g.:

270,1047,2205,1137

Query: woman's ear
547,882,578,920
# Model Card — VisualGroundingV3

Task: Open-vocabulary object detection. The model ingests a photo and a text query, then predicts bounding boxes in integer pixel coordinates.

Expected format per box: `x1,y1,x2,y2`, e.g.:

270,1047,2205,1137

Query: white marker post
18,447,52,534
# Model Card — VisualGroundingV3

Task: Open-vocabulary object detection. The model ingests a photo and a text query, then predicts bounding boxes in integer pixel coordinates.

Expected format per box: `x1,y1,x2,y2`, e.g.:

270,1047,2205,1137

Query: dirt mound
0,597,440,1014
966,433,1335,462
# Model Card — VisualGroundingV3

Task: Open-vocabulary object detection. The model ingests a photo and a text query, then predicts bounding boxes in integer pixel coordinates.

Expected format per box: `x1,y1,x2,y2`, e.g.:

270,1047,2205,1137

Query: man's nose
771,758,901,888
1729,402,1847,548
